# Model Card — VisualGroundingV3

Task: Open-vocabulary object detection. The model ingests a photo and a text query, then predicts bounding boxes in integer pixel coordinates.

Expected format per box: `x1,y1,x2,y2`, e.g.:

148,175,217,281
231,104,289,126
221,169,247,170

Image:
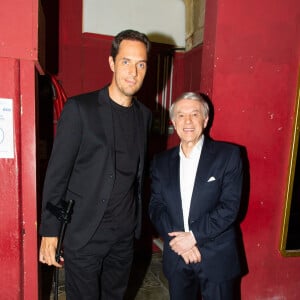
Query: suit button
102,199,106,203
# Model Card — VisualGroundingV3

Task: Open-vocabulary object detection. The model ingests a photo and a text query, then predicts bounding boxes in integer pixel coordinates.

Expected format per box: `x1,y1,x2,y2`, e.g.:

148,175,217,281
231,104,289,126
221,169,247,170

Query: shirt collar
179,135,204,159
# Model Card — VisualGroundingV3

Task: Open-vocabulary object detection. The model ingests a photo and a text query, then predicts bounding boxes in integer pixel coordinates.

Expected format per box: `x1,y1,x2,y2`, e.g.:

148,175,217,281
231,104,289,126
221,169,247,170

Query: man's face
172,99,209,147
109,40,147,98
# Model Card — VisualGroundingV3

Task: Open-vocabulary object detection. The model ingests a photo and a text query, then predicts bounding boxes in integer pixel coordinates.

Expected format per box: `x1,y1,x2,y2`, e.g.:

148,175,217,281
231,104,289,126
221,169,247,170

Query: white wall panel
83,0,185,47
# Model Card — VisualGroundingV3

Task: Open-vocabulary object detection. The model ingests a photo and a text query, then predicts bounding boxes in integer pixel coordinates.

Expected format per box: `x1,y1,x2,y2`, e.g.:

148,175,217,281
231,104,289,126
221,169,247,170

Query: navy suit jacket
39,86,152,250
149,137,243,282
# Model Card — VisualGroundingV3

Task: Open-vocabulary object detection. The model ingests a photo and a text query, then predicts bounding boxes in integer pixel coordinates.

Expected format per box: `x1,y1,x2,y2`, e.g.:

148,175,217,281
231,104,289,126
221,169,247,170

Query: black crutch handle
55,199,75,262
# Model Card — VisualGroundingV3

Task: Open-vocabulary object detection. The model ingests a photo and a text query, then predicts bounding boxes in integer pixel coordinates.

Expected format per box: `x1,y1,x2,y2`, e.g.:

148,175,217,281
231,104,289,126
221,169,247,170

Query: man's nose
184,115,192,123
129,64,137,76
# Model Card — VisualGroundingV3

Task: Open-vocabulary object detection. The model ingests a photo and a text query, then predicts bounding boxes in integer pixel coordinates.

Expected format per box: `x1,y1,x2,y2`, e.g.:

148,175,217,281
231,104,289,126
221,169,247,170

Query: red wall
0,57,23,299
0,1,39,298
55,0,300,299
201,0,300,299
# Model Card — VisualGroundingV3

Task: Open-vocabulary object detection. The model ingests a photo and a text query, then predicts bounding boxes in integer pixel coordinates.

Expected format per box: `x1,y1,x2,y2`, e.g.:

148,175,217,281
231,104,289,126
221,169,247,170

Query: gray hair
169,92,210,120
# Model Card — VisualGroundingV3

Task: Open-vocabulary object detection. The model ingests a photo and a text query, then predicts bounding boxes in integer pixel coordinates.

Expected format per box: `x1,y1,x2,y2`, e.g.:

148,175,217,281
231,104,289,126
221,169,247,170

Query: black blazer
40,86,152,250
149,137,243,282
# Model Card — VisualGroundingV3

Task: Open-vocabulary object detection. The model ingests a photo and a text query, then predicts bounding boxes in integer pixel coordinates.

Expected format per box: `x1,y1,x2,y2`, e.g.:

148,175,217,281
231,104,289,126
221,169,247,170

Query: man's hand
39,237,63,268
168,231,197,255
181,246,202,264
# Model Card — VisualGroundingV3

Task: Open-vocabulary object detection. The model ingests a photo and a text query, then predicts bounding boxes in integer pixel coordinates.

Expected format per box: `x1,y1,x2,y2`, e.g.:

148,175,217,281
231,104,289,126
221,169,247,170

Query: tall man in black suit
39,29,152,300
149,92,243,300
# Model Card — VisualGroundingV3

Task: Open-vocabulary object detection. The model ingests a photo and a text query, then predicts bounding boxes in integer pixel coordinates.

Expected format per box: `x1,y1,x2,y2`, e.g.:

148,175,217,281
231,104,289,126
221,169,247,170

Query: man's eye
138,63,146,69
122,60,129,65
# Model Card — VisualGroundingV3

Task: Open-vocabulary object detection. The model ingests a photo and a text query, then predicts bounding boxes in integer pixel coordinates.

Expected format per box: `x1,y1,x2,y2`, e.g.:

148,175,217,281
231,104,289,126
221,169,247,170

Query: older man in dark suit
39,29,152,300
149,92,243,300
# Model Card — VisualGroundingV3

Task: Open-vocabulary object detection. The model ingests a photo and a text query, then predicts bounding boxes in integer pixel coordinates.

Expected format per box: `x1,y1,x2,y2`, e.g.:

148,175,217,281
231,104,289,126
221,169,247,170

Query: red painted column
20,60,38,300
0,0,39,299
0,57,23,299
0,60,38,300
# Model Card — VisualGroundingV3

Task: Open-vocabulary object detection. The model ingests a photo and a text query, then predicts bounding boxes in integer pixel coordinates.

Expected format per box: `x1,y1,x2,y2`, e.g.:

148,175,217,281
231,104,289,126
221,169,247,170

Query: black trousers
168,258,241,300
63,228,134,300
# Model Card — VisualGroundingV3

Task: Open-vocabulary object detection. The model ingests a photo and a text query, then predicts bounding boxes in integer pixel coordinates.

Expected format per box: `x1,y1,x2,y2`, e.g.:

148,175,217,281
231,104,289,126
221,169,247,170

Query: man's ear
204,116,209,128
171,120,176,131
108,56,115,72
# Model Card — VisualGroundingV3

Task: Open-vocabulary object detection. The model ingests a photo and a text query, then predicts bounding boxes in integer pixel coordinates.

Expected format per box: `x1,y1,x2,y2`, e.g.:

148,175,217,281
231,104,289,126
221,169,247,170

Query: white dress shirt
179,136,204,232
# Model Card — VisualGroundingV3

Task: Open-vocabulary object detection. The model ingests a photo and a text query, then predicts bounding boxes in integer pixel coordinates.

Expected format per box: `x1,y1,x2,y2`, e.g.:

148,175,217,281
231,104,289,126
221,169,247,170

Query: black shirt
100,99,139,234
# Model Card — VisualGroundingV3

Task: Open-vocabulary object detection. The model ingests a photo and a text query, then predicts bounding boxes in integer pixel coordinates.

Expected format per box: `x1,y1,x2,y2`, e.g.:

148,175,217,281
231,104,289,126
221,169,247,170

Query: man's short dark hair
110,29,151,60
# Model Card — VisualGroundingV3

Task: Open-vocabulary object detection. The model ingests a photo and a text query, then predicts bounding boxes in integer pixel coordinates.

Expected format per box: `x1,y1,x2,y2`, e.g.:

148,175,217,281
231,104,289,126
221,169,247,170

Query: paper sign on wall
0,98,14,159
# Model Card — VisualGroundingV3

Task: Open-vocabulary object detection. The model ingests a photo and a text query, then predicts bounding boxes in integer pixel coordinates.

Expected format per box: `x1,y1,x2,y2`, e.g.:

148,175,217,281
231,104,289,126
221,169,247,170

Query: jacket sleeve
39,99,82,236
148,156,173,241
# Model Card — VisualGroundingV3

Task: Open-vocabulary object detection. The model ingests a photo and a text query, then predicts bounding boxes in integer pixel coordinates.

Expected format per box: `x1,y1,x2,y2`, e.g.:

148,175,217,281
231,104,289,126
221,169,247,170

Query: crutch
48,199,75,300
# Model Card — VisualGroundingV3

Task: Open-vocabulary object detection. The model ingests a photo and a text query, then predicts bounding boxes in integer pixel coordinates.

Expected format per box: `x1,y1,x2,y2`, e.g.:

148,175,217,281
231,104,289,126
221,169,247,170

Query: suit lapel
97,89,115,156
189,138,215,214
133,102,144,161
169,147,185,229
169,148,180,193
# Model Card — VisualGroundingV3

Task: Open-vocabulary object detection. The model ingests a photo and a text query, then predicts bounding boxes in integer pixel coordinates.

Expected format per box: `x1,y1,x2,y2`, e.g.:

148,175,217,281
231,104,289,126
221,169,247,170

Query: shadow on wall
202,93,250,298
147,32,179,47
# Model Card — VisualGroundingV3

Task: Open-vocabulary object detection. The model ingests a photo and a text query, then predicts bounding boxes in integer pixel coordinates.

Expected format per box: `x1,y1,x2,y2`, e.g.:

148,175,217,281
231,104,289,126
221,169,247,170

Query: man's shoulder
66,86,110,109
205,137,241,156
69,88,103,102
154,146,178,161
